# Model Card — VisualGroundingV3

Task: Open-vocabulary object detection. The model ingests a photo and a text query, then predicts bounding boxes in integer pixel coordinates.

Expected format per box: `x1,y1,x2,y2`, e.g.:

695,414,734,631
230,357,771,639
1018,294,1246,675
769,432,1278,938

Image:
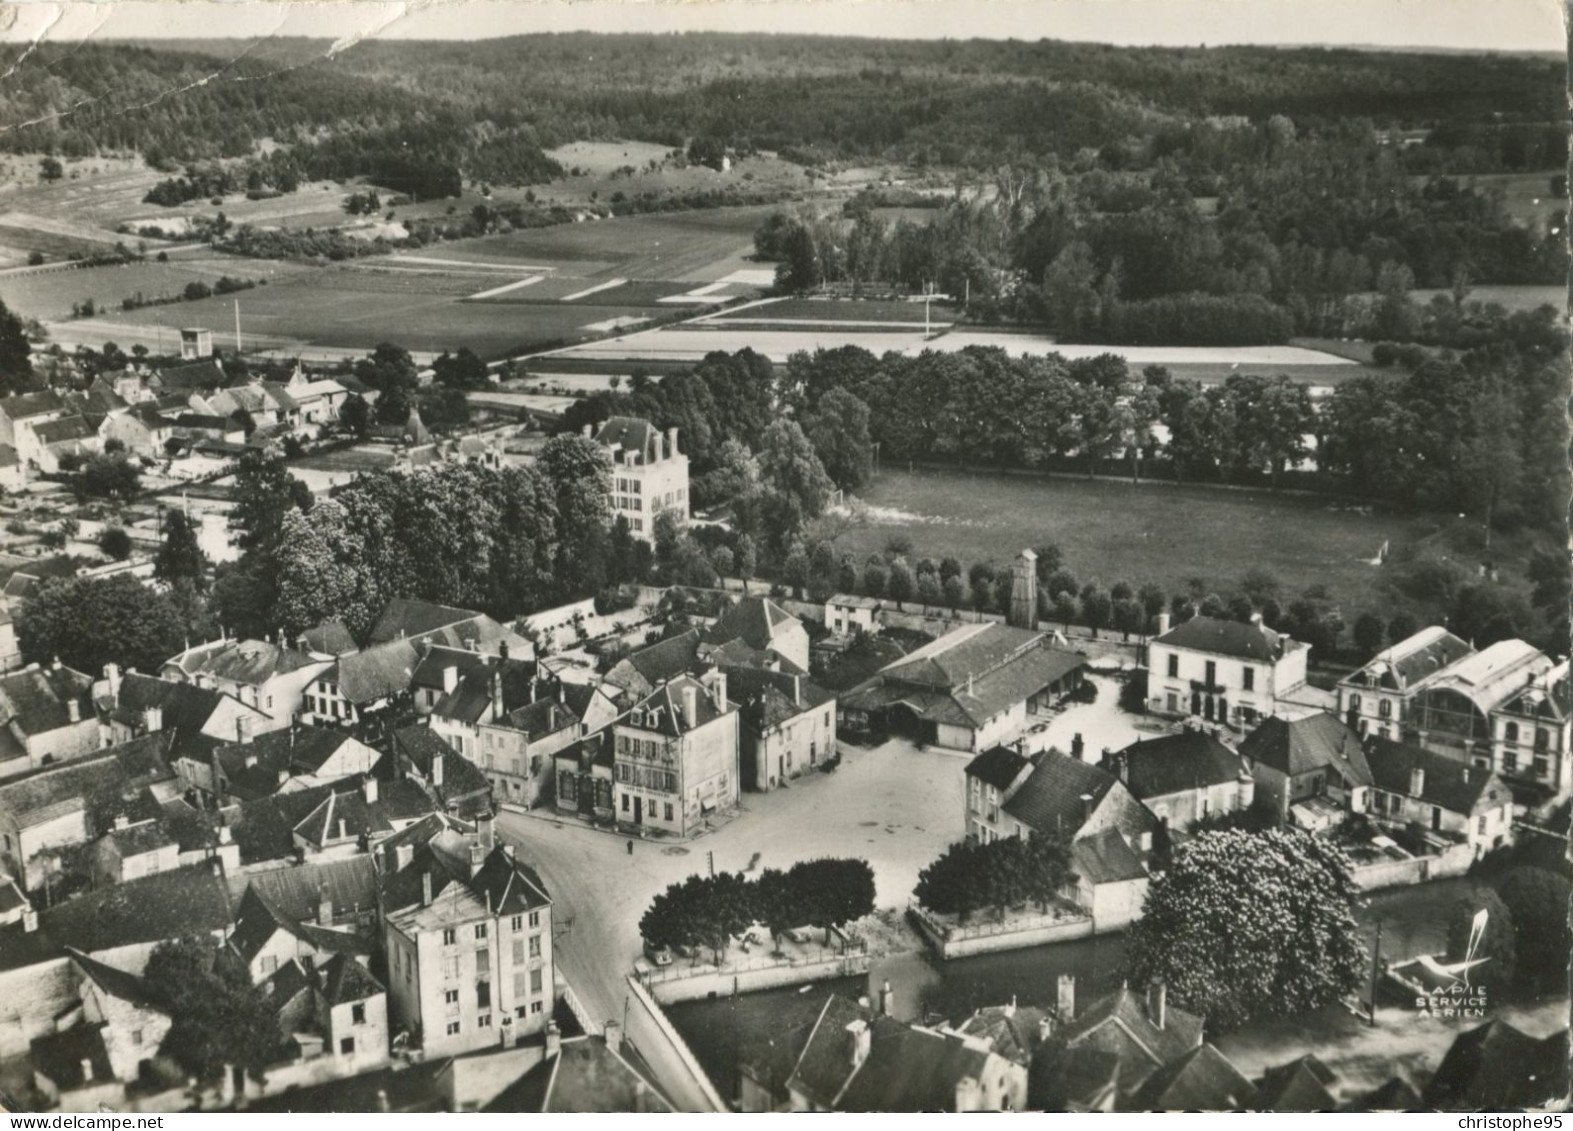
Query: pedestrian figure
627,838,634,855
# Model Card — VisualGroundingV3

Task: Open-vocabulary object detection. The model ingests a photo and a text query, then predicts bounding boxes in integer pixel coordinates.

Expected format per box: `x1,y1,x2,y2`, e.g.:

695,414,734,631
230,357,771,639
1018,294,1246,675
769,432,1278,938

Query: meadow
0,253,311,320
831,467,1532,622
708,297,957,324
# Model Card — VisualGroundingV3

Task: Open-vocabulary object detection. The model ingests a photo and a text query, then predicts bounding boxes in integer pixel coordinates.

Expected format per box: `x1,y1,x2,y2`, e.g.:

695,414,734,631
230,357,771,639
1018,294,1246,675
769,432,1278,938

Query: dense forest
0,35,1562,189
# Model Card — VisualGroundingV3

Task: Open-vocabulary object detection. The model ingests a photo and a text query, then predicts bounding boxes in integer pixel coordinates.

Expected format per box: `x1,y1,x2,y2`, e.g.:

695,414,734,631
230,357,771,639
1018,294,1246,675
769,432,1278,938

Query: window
474,923,488,940
446,1021,461,1036
511,915,524,932
1505,721,1519,743
478,982,491,1008
131,1029,143,1047
445,989,460,1006
1535,728,1550,750
1379,699,1392,719
1478,815,1488,835
352,1003,366,1025
530,967,543,995
1204,660,1217,687
621,793,630,813
478,1014,492,1029
476,947,490,970
442,928,457,946
443,956,461,980
1167,655,1179,679
258,955,277,975
1242,667,1255,692
530,1001,544,1015
340,1037,355,1055
664,802,674,821
529,934,542,959
529,911,540,929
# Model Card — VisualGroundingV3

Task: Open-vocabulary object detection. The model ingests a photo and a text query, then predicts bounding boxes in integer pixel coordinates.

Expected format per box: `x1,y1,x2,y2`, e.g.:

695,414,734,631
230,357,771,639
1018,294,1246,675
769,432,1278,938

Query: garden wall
908,903,1095,959
641,948,871,1005
1351,841,1475,891
620,974,729,1113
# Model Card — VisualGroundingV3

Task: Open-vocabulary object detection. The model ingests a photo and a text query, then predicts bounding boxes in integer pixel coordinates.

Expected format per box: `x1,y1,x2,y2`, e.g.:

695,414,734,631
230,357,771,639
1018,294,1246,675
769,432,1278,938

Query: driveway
496,737,965,1029
1021,673,1174,759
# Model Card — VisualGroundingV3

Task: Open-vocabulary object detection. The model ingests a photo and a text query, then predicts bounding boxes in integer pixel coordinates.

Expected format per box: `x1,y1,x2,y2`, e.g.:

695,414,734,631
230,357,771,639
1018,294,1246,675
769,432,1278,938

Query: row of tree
913,833,1076,923
637,858,876,961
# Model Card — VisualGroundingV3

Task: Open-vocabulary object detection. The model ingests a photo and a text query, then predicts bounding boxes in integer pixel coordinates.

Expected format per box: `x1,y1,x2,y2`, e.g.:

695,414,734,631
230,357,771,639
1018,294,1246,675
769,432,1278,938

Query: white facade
1147,619,1309,729
595,420,689,540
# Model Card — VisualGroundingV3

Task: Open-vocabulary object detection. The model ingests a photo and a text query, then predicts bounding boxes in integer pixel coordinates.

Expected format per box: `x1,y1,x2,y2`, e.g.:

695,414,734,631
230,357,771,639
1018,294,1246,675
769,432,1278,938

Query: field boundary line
467,275,543,300
559,277,628,302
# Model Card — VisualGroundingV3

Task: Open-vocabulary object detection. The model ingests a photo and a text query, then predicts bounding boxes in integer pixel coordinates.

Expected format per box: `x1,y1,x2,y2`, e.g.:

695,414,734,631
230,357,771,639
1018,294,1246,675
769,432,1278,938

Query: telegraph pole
1367,918,1383,1027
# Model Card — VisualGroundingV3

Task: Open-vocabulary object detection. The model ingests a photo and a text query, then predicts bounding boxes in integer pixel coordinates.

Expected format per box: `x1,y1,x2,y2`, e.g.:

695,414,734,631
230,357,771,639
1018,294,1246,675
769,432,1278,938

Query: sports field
834,467,1488,620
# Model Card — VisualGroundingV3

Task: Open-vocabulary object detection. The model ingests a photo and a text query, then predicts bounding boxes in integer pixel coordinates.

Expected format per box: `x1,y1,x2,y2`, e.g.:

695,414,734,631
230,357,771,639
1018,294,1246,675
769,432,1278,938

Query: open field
1417,171,1565,230
833,467,1529,620
708,297,960,324
0,254,311,320
1411,284,1566,312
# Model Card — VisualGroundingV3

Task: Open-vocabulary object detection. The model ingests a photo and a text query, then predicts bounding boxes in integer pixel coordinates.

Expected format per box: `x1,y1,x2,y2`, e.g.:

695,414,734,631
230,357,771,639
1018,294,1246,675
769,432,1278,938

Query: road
494,736,965,1029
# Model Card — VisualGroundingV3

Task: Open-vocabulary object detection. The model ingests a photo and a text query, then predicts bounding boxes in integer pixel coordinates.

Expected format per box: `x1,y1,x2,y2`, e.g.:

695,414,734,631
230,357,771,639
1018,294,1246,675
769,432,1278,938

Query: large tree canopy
17,573,192,677
1124,828,1365,1031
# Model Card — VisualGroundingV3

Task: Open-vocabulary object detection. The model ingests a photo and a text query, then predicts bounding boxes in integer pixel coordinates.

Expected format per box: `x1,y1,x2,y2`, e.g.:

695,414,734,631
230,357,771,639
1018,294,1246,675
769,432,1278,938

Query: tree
1112,597,1145,641
914,834,1073,923
229,453,311,554
1053,591,1078,631
1443,888,1515,991
17,574,191,675
734,534,757,595
1386,611,1419,645
915,571,943,611
432,347,490,391
1081,584,1112,637
1352,613,1386,660
862,560,888,599
537,434,613,601
1124,829,1366,1031
73,454,141,501
143,937,280,1086
39,156,64,182
154,509,209,589
758,418,834,520
97,527,132,561
888,559,913,610
339,392,371,438
1497,868,1572,992
0,297,34,396
789,858,876,944
805,388,874,491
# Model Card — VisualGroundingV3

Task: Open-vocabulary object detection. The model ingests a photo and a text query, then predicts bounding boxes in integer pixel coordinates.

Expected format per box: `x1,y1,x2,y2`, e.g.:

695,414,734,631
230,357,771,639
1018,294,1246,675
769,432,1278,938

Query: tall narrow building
1009,549,1038,630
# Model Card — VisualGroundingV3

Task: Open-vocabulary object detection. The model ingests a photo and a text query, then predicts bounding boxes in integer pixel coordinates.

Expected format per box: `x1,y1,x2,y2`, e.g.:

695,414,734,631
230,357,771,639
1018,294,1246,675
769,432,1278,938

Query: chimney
582,423,593,438
503,842,516,861
712,671,727,711
114,814,129,831
966,672,974,697
878,980,894,1016
442,665,459,695
666,427,679,459
491,665,504,719
1038,1016,1053,1043
845,1019,871,1071
318,886,333,925
1071,733,1085,761
954,1076,981,1113
469,841,484,878
1079,793,1094,824
22,906,38,933
336,818,346,842
210,857,223,878
219,822,232,844
236,715,252,745
67,698,80,724
792,675,802,707
432,752,444,787
545,1020,562,1059
1157,611,1171,636
499,641,509,661
603,1020,622,1054
1148,978,1167,1030
683,685,699,729
243,752,257,769
478,811,495,853
104,663,122,701
363,775,378,804
219,1064,235,1107
81,1058,94,1083
1410,766,1425,797
143,705,163,734
421,870,433,907
1057,974,1076,1021
396,843,414,870
1250,612,1263,625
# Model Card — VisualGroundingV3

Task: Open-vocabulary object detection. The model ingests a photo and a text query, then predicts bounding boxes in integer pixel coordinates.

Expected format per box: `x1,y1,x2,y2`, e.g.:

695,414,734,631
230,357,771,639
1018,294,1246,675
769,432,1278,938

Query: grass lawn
712,297,959,324
833,467,1531,622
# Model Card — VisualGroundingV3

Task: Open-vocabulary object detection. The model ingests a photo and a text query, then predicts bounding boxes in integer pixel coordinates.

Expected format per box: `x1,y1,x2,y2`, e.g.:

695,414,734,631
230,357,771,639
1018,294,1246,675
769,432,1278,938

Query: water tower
1009,549,1038,629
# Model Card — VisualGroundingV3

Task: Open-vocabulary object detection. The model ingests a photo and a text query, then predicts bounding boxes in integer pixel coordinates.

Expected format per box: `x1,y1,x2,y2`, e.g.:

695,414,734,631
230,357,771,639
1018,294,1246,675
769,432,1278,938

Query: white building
1335,626,1475,740
826,594,881,637
1145,614,1310,729
591,418,689,540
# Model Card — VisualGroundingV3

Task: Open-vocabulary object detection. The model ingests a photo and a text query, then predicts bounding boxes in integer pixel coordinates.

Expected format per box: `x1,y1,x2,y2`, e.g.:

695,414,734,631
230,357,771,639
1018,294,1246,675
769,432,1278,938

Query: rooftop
1238,712,1373,785
703,596,803,654
624,675,728,738
0,663,94,735
1153,615,1302,663
1112,730,1251,800
1364,736,1509,815
1424,1021,1569,1109
329,639,418,705
1129,1043,1258,1111
1417,638,1553,715
963,745,1032,793
1342,626,1475,694
165,638,323,686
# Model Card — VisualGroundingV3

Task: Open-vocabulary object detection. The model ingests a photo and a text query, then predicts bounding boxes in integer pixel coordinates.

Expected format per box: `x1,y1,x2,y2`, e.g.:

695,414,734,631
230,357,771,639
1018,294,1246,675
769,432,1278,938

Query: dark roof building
0,662,94,736
1239,712,1373,784
1256,1054,1340,1111
1059,983,1204,1097
964,744,1033,793
483,1035,674,1112
1127,1043,1258,1111
1364,736,1511,816
1107,730,1253,802
1151,615,1300,663
1423,1021,1569,1109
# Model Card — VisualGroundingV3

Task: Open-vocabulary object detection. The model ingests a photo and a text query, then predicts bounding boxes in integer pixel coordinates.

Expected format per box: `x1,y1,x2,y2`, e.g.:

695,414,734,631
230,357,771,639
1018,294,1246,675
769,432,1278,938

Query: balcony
1189,679,1226,694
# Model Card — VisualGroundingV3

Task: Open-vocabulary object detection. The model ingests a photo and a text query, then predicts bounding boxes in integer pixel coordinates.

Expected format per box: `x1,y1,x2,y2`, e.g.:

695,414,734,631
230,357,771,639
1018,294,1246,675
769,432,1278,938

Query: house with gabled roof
552,731,616,823
0,661,99,779
1336,626,1474,741
367,597,532,656
722,662,836,791
592,417,688,540
1238,712,1373,827
228,884,373,984
612,670,738,836
150,358,226,396
290,775,442,859
742,992,1027,1112
61,947,174,1091
1363,736,1514,852
1145,613,1310,729
1054,978,1206,1106
160,637,332,732
391,723,495,820
602,628,701,703
1491,655,1571,799
961,747,1162,930
842,622,1087,753
29,414,102,473
1423,1020,1569,1109
98,401,177,458
301,639,419,728
1104,727,1255,831
380,818,555,1056
702,595,810,672
1255,1053,1341,1111
0,389,67,468
1127,1042,1258,1111
103,669,270,748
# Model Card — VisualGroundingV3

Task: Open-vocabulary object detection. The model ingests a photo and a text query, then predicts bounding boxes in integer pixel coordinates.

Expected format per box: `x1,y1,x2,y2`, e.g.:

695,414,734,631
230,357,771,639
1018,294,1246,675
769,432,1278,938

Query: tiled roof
32,415,97,445
1062,986,1204,1075
1238,713,1372,785
1071,827,1150,884
242,1057,454,1113
329,640,418,704
1412,639,1551,716
829,593,882,610
68,948,167,1012
301,620,358,657
167,638,322,686
703,596,801,653
236,855,379,926
704,636,808,674
320,952,384,1006
0,663,93,735
1345,627,1474,693
554,730,615,772
1002,750,1156,843
102,820,176,859
1114,731,1249,800
964,745,1032,792
505,696,580,740
382,841,549,926
626,675,728,738
594,416,658,460
0,735,173,831
292,779,438,847
1256,1054,1339,1111
1154,615,1296,663
1359,1076,1421,1110
0,862,233,973
1364,737,1508,815
625,629,700,687
1424,1022,1570,1109
1129,1043,1258,1111
226,783,339,864
433,657,537,724
117,672,249,733
0,389,65,420
156,360,226,390
0,444,17,468
485,1036,673,1112
393,724,492,813
880,622,1043,689
368,598,486,645
849,637,1085,729
956,1003,1051,1068
411,644,494,691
